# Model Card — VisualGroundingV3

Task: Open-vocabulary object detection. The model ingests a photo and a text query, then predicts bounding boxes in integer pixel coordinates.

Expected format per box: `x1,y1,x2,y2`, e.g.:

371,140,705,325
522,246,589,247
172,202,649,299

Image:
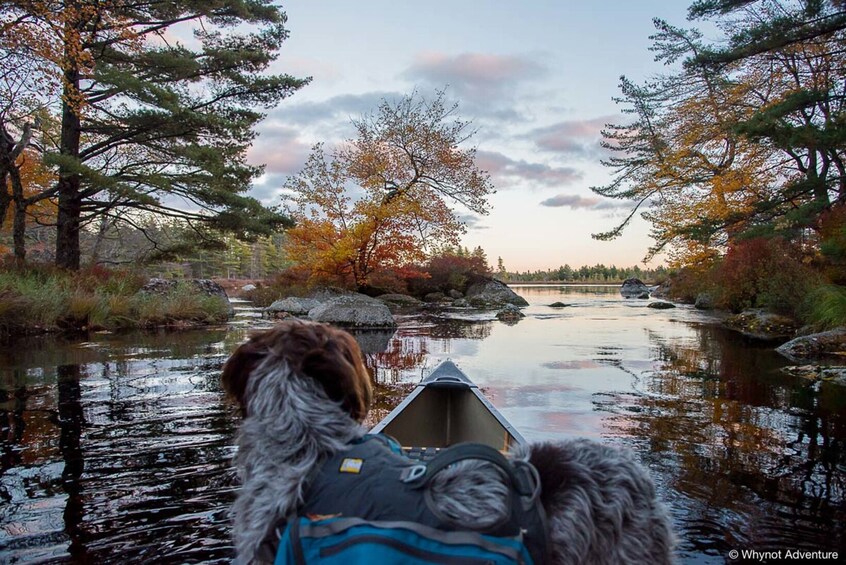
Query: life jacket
257,435,549,564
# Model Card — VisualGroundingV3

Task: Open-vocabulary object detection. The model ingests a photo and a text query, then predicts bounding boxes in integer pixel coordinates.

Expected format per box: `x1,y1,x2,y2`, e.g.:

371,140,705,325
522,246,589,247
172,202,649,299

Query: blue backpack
275,515,534,565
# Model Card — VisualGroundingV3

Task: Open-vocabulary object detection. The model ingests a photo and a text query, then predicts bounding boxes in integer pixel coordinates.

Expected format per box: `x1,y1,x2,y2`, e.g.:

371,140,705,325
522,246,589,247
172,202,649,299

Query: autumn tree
284,91,494,289
592,3,846,265
2,1,306,269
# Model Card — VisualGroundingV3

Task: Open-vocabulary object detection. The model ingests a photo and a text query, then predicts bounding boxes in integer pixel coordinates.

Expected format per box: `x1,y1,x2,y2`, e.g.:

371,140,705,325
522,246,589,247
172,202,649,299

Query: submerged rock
549,302,570,308
724,309,798,341
465,278,529,307
776,328,846,362
647,301,676,309
781,364,846,386
620,278,649,299
496,304,525,323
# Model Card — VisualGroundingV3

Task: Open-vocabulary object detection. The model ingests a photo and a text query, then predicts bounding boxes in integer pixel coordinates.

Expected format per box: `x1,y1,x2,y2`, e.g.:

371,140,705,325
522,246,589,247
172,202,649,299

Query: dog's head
221,320,373,422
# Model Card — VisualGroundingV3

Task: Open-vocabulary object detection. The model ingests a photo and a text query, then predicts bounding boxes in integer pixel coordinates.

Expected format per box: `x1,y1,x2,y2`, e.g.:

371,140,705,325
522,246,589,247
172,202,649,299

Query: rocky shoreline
620,277,846,383
263,277,529,328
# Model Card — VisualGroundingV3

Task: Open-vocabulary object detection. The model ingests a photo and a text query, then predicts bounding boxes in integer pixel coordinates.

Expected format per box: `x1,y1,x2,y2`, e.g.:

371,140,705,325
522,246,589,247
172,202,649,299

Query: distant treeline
501,264,667,283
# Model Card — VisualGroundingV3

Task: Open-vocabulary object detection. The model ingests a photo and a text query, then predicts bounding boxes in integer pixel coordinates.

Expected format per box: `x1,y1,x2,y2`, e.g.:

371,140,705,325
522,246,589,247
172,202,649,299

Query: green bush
800,284,846,330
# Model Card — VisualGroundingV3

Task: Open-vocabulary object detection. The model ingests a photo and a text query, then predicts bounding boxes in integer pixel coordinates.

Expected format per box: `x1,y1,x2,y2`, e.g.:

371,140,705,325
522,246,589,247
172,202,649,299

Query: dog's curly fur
223,320,676,564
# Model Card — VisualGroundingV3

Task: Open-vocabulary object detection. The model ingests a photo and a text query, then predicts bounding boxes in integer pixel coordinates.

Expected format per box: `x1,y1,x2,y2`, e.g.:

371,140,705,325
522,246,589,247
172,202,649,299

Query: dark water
1,286,844,563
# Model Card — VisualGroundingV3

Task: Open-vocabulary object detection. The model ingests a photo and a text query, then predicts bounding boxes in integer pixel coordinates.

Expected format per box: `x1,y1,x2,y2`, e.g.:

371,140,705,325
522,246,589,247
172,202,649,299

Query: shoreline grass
0,266,231,338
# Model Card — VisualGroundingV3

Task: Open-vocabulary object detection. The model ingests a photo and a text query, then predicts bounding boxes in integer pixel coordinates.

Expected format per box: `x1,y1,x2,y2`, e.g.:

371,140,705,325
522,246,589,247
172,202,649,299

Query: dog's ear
221,338,266,412
300,327,373,422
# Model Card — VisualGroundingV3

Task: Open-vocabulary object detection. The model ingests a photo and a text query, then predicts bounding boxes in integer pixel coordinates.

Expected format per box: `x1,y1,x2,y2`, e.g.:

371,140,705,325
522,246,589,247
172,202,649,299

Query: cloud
270,91,401,127
458,213,490,230
539,193,632,210
406,52,545,97
248,125,311,176
476,150,582,189
403,52,546,122
527,115,618,159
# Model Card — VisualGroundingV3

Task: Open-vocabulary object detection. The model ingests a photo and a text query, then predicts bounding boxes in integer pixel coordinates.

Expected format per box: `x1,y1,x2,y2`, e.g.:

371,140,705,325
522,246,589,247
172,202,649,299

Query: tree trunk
10,166,26,262
56,65,82,270
88,214,111,266
0,172,9,228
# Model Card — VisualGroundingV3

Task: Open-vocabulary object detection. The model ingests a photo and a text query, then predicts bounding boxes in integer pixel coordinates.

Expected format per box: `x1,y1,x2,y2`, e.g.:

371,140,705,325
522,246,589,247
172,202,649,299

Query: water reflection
0,330,240,563
596,324,846,557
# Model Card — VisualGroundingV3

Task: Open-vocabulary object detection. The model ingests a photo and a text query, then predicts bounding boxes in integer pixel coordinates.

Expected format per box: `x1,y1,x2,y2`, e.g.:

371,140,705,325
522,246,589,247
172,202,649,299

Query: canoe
370,360,525,458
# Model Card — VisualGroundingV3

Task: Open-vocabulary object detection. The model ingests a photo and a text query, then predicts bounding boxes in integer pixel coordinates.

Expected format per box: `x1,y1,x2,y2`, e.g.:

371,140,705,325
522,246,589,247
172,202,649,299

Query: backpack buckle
400,464,427,484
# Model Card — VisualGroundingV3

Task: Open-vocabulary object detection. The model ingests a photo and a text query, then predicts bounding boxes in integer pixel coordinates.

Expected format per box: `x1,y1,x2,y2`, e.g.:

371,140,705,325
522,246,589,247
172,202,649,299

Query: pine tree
3,1,307,269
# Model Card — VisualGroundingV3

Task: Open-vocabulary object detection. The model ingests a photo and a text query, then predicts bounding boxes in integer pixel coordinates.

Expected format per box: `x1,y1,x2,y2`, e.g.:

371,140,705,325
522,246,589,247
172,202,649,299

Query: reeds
0,266,229,336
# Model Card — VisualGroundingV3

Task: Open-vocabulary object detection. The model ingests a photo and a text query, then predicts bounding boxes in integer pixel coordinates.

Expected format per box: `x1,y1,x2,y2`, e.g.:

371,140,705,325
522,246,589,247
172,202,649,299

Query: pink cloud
404,52,545,101
475,150,582,188
247,125,311,175
528,115,618,157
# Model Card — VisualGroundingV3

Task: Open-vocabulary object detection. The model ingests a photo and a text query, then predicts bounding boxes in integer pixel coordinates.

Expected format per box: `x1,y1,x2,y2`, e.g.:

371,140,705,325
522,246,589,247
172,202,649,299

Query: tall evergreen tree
2,1,306,269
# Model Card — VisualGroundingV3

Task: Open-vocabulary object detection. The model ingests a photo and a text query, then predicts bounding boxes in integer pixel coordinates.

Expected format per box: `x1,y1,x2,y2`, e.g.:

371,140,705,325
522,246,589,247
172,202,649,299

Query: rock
448,289,464,299
452,298,469,307
241,284,257,292
694,293,714,310
378,293,422,305
650,280,671,299
308,287,356,301
308,294,396,328
776,328,846,362
496,304,525,323
636,292,649,299
423,292,448,303
647,301,676,309
266,297,321,316
549,302,569,308
620,278,649,299
139,278,233,316
780,364,846,386
724,309,798,341
377,293,423,313
139,278,178,295
465,278,529,307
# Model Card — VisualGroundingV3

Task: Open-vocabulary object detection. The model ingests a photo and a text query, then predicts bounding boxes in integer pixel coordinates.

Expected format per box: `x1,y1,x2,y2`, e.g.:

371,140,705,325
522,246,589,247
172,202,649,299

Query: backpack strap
402,442,540,501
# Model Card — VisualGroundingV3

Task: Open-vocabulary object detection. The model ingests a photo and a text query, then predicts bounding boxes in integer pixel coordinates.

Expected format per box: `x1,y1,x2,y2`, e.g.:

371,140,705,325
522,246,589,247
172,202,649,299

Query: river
1,285,843,563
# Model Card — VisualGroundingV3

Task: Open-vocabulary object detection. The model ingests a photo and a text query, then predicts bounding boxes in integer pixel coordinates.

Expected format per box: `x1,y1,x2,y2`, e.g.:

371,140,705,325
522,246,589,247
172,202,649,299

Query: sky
243,1,708,272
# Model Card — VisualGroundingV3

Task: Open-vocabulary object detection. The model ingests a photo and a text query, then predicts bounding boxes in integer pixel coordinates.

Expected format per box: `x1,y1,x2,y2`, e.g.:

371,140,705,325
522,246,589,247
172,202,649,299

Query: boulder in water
776,328,846,362
724,309,798,341
308,294,396,328
266,297,321,316
465,278,529,307
620,278,649,299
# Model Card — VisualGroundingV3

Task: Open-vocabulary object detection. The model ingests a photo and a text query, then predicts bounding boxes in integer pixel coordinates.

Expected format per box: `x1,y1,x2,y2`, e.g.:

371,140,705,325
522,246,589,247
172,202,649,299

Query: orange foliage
2,148,56,229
